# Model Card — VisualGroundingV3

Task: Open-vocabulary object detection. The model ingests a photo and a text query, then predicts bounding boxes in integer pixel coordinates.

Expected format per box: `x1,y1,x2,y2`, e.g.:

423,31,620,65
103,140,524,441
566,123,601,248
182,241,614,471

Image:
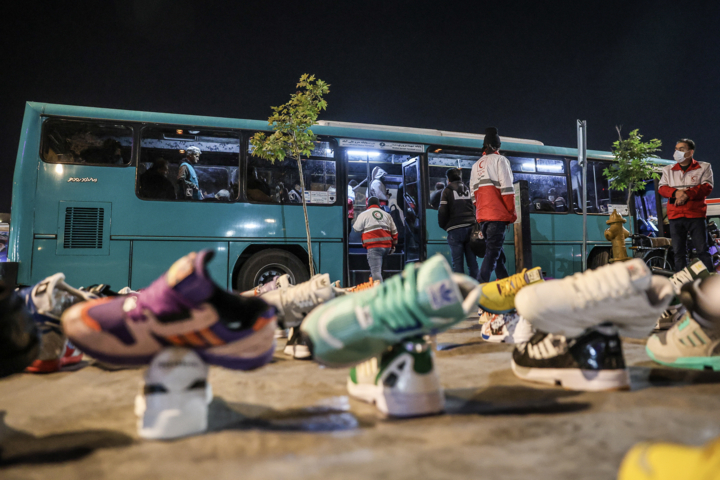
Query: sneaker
478,310,492,324
261,274,343,328
646,276,720,371
61,250,277,370
283,327,312,359
618,436,720,480
135,347,212,440
515,259,674,339
21,273,96,373
345,277,380,293
478,267,543,314
240,274,291,297
668,259,711,295
511,323,629,391
655,304,686,331
347,336,444,417
0,280,40,378
480,313,534,344
301,254,481,367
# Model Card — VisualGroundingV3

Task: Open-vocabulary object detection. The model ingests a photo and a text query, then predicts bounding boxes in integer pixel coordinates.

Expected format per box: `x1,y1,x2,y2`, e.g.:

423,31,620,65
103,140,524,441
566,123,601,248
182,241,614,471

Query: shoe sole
347,379,445,417
283,344,312,360
511,358,630,391
645,347,720,371
25,359,61,373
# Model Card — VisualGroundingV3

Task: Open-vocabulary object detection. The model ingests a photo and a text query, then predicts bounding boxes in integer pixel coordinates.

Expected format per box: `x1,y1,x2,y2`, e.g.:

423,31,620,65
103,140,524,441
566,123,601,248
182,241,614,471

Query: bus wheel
234,249,310,291
588,249,611,269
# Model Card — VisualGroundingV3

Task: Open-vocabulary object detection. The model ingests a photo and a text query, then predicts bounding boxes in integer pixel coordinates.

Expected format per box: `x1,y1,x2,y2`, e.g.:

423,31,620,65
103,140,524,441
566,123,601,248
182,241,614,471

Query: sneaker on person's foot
515,259,674,339
283,327,312,359
480,313,534,344
347,336,444,417
0,281,40,378
646,276,720,371
21,273,96,373
301,254,481,367
478,267,543,314
135,347,212,440
511,323,629,391
61,250,277,370
261,274,343,328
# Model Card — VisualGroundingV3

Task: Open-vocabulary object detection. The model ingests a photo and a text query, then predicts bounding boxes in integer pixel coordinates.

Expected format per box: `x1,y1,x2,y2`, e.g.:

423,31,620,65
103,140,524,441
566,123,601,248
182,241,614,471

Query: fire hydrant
604,209,630,263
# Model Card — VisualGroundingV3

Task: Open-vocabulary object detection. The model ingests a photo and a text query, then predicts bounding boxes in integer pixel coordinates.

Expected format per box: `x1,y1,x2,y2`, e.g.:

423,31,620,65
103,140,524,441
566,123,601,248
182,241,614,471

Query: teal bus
6,102,672,290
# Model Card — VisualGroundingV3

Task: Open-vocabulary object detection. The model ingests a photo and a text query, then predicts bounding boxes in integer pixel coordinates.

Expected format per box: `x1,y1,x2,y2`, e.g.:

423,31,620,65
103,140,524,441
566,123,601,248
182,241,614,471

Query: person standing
369,167,391,208
429,182,445,209
658,138,714,271
177,146,203,200
470,127,517,283
438,168,479,279
353,196,398,282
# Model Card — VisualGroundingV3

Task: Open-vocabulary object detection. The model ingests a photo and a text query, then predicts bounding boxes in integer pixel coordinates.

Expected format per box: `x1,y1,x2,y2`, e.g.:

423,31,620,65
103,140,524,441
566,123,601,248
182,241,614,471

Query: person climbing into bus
470,127,517,283
659,138,714,271
369,166,391,208
353,196,398,282
177,146,203,200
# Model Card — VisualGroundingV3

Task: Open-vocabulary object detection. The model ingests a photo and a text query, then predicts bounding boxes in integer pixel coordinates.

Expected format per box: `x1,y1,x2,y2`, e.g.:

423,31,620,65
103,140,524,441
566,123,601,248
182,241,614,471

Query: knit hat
483,127,501,151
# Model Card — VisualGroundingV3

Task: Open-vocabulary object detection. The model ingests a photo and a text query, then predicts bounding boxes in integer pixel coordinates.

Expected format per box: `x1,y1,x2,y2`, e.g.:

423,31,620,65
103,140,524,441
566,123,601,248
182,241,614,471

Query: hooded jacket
369,167,389,203
658,159,714,219
438,180,476,231
469,153,517,224
353,205,398,249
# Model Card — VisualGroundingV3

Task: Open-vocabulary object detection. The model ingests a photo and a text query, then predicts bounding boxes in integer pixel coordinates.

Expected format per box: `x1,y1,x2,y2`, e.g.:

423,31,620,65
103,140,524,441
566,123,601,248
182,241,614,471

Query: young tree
603,127,662,213
250,74,330,275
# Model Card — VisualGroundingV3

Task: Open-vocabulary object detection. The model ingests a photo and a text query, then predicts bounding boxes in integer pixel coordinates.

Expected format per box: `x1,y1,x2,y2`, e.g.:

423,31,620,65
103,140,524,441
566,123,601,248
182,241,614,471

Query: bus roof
26,102,674,164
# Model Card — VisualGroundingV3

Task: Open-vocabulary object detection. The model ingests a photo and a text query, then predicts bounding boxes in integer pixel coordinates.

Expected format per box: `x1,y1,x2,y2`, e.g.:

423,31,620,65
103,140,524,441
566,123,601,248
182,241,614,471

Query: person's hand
676,189,689,206
390,247,396,254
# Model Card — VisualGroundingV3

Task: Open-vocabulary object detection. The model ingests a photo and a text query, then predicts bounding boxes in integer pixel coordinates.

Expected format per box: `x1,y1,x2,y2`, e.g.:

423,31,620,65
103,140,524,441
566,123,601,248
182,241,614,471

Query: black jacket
438,181,476,231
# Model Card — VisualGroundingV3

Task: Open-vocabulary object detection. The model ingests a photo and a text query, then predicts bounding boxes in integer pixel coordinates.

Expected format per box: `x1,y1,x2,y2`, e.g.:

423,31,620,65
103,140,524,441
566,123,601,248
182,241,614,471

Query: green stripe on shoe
646,346,720,371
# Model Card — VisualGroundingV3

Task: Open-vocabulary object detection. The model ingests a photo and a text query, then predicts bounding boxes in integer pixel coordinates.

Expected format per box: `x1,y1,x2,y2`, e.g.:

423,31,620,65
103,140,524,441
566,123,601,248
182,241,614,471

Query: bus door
402,157,424,264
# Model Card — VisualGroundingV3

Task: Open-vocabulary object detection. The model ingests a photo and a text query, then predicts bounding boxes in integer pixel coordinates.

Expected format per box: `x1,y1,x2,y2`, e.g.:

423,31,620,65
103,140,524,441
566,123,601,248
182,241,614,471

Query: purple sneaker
61,250,277,370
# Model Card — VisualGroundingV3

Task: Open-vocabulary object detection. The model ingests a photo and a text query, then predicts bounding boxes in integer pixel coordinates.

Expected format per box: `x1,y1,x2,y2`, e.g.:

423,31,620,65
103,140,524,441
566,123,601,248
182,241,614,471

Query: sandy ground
2,319,720,480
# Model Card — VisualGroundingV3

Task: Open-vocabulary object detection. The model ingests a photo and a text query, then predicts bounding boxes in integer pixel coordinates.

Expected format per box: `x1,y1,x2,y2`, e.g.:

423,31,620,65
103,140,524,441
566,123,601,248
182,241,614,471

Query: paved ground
2,319,720,480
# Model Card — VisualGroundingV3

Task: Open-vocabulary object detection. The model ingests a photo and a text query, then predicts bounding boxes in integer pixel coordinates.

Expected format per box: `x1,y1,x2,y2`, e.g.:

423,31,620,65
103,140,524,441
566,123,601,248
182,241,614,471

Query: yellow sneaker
478,267,543,314
618,437,720,480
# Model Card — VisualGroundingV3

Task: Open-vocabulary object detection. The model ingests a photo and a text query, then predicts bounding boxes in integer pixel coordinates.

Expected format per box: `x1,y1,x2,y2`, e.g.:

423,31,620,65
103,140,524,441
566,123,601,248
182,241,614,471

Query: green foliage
250,74,330,163
603,128,662,207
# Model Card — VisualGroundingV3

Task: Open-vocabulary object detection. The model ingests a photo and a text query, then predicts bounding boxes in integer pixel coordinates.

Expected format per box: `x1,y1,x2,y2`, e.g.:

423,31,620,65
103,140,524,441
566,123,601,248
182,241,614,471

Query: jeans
367,247,391,282
479,221,509,283
669,217,713,272
447,226,479,279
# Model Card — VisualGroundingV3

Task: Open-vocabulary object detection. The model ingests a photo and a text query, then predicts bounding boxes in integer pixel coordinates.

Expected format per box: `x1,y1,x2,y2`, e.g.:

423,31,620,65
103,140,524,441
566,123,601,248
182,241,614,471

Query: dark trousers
669,217,713,272
447,226,480,279
479,221,509,283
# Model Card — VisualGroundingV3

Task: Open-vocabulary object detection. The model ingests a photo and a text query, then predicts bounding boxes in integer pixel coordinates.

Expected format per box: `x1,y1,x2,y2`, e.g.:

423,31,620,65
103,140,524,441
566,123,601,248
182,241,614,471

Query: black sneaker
511,323,629,391
283,327,312,360
0,281,40,378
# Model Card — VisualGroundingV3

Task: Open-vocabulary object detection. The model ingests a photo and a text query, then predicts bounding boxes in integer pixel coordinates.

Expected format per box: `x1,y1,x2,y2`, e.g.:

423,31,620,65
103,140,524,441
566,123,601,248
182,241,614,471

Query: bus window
138,126,240,202
570,160,626,214
247,141,337,205
508,156,568,212
635,180,659,236
41,118,132,166
427,153,476,210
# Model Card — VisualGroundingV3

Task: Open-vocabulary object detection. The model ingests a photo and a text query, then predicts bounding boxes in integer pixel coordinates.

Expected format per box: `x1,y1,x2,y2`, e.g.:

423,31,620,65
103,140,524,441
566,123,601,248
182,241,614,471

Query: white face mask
674,150,687,162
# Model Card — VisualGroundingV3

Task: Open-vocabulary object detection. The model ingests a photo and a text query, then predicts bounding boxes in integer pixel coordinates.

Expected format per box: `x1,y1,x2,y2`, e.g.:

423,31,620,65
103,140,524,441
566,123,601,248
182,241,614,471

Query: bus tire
234,248,310,291
588,249,611,270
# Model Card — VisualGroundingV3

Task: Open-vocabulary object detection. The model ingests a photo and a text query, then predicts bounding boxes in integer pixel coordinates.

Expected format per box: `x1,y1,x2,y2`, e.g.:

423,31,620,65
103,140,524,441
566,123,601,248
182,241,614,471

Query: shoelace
497,269,530,296
368,263,431,332
126,274,196,322
285,277,330,309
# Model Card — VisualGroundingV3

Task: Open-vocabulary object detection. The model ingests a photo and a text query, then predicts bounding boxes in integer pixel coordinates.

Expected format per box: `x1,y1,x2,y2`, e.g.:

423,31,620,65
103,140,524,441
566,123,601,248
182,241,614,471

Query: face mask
673,150,686,162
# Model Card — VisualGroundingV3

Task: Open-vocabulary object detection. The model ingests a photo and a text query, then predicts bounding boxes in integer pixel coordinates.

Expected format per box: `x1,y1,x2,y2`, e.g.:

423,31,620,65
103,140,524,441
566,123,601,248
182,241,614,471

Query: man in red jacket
658,138,714,271
470,127,517,283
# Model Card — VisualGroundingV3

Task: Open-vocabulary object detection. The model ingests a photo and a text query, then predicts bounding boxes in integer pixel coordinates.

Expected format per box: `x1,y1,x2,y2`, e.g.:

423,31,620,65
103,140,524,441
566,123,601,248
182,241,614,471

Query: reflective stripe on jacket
353,205,398,249
469,153,517,224
658,159,714,219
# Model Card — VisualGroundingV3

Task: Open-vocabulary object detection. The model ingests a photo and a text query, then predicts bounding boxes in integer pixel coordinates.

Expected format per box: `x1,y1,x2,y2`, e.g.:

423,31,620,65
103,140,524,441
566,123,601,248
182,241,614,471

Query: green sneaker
347,336,444,417
300,254,480,367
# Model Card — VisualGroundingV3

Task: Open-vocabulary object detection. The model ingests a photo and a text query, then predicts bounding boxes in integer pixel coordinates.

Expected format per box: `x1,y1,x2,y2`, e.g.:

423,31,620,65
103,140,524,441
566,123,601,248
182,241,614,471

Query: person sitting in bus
369,167,391,208
353,196,398,282
274,182,290,203
288,183,303,203
247,166,273,202
429,181,445,209
139,158,175,200
548,188,568,212
177,146,203,200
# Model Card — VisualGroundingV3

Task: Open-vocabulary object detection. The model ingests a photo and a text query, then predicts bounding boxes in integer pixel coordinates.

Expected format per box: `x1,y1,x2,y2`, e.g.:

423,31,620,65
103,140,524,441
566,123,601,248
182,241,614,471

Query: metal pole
577,120,588,271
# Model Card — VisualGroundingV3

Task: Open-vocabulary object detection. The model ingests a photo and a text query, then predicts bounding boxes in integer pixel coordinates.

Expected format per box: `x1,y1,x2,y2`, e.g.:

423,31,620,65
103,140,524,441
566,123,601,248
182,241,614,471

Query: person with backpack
438,168,479,279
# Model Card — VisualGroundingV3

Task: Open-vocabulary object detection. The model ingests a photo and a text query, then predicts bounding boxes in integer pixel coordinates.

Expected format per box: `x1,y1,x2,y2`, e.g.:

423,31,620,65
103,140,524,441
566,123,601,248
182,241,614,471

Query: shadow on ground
445,385,589,416
630,364,720,390
0,412,133,467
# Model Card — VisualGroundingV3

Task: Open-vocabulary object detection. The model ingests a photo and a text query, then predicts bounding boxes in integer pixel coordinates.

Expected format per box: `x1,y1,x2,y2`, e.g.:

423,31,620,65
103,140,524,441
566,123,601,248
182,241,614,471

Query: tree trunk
295,156,315,276
626,182,633,217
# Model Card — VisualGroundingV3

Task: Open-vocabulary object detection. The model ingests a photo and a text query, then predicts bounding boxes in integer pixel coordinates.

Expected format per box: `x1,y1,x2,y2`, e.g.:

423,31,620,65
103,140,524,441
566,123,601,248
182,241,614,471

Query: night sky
2,1,719,213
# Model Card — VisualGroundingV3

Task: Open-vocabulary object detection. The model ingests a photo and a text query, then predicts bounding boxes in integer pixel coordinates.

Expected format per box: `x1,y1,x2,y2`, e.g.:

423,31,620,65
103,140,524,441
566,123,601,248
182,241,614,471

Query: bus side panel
320,242,343,286
131,241,229,290
31,239,130,288
9,103,43,284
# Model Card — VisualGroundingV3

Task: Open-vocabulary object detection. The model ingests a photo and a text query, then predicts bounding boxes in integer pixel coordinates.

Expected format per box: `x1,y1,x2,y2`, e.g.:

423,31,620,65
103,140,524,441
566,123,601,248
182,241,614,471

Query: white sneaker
668,260,710,295
480,313,534,343
283,327,312,359
347,337,444,417
135,348,212,440
261,274,343,328
515,259,674,339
